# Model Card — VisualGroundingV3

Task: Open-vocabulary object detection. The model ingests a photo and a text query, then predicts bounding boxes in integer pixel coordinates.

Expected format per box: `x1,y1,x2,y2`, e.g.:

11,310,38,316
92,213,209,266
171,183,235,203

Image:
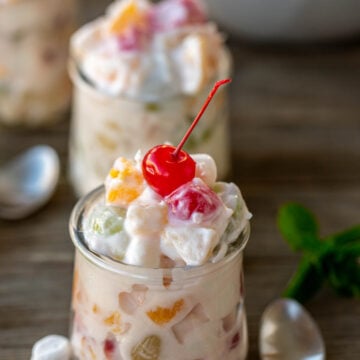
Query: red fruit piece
166,178,221,221
104,338,115,358
229,331,240,350
150,0,206,32
142,144,196,197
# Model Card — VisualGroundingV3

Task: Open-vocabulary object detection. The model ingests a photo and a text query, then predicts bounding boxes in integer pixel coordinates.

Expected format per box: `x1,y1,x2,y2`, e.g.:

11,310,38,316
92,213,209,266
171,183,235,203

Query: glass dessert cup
69,186,250,360
0,0,76,126
68,49,232,197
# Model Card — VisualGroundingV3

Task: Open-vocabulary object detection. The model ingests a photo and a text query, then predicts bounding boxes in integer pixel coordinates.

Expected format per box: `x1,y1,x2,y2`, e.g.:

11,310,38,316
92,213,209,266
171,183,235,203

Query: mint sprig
277,203,360,303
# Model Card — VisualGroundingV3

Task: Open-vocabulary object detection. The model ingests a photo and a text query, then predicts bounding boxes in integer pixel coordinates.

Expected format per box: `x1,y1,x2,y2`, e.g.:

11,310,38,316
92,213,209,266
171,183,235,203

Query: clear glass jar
68,49,232,196
0,0,76,126
69,186,250,360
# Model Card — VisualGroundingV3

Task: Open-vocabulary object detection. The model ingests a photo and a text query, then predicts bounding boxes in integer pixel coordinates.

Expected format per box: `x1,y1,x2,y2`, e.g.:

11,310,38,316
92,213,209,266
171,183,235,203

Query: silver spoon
0,145,60,220
259,298,326,360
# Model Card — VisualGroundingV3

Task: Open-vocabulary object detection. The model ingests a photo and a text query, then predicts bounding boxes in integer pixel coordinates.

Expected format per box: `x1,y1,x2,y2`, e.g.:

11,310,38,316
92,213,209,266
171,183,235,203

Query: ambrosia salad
84,150,251,267
70,142,251,359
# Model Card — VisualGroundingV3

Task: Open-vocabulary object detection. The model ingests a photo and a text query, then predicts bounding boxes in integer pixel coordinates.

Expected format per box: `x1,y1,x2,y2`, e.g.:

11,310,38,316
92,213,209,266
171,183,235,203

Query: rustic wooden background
0,0,360,358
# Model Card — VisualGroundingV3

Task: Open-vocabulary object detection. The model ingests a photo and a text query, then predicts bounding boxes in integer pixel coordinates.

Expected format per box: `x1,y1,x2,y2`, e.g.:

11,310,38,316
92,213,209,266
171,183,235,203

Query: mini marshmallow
31,335,71,360
123,236,161,267
192,153,217,186
125,200,168,236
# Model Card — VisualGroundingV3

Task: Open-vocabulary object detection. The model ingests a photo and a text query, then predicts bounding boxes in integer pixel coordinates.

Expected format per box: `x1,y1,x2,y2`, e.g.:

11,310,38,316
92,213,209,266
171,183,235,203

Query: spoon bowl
259,298,325,360
0,145,60,220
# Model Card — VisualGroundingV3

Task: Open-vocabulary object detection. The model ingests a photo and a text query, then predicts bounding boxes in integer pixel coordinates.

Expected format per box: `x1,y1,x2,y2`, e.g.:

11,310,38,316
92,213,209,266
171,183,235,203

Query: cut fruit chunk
162,226,218,265
171,303,209,344
166,178,222,222
118,284,148,315
105,157,144,207
146,298,184,325
108,0,150,35
131,335,161,360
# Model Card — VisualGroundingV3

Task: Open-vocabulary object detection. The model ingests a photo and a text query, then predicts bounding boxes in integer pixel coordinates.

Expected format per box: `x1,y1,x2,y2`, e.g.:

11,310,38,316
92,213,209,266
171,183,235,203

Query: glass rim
68,47,232,103
69,185,250,280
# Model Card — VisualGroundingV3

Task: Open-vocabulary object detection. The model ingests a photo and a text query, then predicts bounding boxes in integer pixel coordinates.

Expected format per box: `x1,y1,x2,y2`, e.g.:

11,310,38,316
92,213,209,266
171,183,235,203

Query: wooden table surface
1,2,360,359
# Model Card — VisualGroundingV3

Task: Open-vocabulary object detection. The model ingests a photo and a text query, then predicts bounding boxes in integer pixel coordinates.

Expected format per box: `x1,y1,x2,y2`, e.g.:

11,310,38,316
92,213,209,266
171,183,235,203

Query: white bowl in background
205,0,360,42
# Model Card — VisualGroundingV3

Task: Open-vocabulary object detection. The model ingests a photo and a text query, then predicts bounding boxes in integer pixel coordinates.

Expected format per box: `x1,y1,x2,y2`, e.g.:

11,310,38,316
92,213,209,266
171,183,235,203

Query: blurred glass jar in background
0,0,77,126
68,0,232,196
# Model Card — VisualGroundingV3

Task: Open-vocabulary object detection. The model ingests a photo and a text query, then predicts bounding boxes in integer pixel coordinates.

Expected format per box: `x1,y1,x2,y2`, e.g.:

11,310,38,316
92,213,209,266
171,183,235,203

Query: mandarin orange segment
103,311,130,335
104,311,121,327
92,304,100,314
146,299,184,325
109,0,147,35
107,187,141,204
106,157,144,206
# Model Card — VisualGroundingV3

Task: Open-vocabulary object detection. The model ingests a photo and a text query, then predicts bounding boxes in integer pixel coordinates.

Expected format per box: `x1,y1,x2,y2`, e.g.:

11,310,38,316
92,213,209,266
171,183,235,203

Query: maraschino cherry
142,78,231,197
166,178,222,221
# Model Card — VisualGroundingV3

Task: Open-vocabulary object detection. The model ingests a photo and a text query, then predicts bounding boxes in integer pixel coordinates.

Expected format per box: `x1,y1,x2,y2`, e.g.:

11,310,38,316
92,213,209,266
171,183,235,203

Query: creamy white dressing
84,151,252,267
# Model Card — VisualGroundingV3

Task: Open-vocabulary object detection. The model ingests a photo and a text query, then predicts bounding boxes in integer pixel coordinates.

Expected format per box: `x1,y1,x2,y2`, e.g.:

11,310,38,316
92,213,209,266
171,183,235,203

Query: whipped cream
71,0,225,100
84,151,251,267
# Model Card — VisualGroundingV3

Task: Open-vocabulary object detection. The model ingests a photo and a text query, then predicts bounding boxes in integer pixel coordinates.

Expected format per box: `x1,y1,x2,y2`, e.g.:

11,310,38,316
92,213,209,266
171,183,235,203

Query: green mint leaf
322,249,360,298
283,256,324,304
277,203,320,252
325,225,360,246
338,242,360,256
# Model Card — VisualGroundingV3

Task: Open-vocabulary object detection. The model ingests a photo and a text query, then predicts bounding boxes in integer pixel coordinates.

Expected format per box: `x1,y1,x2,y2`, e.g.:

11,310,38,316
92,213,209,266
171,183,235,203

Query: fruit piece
88,206,125,236
222,308,237,332
142,79,231,197
103,311,129,335
92,304,99,314
104,335,116,359
146,299,184,325
131,335,161,360
108,0,149,35
171,303,209,344
105,157,144,207
229,331,241,350
162,225,218,265
166,178,222,221
118,284,148,315
108,0,151,51
162,275,172,288
103,332,125,360
150,0,206,32
142,144,196,197
104,311,121,327
178,34,213,94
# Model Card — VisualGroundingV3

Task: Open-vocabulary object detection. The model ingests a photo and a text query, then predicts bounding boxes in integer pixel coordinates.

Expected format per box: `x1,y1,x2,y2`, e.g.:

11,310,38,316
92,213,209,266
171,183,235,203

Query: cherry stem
172,78,232,159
